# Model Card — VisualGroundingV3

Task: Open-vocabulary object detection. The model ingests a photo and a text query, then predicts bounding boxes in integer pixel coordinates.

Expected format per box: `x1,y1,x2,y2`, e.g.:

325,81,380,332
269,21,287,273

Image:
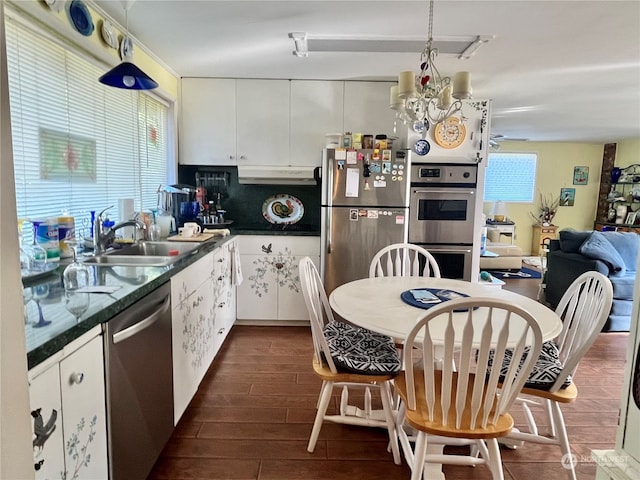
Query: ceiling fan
489,133,529,150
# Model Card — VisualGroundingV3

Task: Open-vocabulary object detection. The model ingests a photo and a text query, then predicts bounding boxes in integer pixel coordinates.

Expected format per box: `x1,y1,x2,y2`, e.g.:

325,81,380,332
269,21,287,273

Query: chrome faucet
93,206,146,255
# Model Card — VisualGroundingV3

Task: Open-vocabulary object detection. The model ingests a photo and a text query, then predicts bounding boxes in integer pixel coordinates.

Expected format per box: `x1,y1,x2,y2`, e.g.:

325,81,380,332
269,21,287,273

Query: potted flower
530,192,560,226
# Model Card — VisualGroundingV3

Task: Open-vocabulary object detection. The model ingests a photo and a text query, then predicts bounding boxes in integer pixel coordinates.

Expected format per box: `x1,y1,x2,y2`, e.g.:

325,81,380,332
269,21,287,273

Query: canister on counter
34,218,60,261
58,214,75,258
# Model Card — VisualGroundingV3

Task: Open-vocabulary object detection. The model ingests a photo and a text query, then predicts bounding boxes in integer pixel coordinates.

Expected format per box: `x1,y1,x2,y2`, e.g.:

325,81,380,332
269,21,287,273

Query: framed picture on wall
625,212,636,225
573,166,589,185
560,187,575,206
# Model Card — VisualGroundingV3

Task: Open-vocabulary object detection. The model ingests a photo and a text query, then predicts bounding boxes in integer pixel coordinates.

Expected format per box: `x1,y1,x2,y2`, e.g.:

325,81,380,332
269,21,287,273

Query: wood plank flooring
148,276,629,480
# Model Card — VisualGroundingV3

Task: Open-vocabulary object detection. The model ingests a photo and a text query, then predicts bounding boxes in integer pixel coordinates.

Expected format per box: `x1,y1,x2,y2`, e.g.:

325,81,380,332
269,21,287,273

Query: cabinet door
237,236,320,321
171,253,214,422
29,364,64,480
180,78,237,165
237,253,279,320
343,81,397,137
277,254,319,320
290,80,344,167
59,335,109,480
236,79,290,166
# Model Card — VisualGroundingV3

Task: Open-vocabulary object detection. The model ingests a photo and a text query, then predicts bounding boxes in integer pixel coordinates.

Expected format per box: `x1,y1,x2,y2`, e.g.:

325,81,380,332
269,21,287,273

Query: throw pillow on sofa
558,229,592,253
602,231,639,272
579,231,627,276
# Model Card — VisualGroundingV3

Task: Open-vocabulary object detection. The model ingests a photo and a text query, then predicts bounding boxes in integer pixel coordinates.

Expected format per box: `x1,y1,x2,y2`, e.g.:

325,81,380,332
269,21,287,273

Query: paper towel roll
118,198,135,241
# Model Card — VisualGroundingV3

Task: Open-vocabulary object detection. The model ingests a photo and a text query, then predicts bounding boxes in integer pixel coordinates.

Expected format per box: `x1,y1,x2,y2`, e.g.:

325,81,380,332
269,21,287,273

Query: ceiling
94,0,640,144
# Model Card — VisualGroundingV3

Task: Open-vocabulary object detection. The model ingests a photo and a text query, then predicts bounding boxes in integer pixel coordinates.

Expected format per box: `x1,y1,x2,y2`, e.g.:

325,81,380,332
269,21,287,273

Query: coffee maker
158,184,199,228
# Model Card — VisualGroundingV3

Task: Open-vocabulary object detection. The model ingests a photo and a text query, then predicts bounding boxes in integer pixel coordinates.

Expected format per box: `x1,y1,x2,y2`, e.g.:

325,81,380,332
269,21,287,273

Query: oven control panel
410,164,477,185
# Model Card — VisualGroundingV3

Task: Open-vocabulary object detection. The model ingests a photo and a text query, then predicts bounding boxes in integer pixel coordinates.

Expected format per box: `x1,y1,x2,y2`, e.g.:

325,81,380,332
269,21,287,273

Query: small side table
531,225,558,256
486,221,516,245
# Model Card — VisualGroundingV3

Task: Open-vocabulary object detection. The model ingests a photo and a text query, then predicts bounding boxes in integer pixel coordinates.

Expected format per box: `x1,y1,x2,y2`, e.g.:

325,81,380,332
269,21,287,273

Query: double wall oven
409,163,477,280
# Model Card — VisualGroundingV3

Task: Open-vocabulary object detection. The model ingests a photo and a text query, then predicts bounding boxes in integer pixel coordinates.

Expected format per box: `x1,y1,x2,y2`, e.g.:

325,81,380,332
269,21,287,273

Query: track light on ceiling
288,32,308,57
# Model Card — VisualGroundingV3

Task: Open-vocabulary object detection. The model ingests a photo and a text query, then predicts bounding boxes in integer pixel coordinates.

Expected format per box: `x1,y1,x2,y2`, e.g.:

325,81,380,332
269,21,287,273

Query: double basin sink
82,241,201,267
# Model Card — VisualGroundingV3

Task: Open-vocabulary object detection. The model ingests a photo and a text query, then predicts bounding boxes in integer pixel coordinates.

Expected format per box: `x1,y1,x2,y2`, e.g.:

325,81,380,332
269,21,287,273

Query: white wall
0,2,35,478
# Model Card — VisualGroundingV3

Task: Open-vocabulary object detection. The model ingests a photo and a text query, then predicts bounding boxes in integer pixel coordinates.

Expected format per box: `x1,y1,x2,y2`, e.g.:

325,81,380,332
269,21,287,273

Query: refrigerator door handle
327,210,332,254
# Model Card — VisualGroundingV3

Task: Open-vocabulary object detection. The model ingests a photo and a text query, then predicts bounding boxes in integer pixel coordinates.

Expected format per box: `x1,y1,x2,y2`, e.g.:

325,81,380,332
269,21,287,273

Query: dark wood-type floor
148,275,630,480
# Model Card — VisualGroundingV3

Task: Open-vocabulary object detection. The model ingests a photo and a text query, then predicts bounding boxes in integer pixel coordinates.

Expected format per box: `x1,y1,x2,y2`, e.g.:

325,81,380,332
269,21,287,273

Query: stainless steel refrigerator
321,148,410,293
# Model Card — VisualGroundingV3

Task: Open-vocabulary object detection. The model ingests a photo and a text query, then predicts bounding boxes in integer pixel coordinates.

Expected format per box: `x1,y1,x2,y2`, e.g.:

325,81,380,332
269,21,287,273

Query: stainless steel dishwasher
104,282,173,480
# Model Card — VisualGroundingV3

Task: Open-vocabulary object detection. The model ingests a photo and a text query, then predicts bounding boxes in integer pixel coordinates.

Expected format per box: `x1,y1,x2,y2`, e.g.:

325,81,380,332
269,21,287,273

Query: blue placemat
400,288,469,310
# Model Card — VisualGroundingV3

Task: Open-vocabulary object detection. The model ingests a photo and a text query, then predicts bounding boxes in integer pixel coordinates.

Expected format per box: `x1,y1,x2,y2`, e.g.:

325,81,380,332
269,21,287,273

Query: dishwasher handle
112,295,171,345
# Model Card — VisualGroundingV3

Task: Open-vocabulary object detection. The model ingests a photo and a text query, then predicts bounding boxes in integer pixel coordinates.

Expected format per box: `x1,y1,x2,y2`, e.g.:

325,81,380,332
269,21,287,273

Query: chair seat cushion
489,341,572,391
323,321,401,376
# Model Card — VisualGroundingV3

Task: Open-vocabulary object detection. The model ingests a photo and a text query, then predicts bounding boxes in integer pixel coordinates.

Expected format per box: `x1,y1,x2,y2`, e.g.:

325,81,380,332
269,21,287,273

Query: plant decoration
530,192,560,226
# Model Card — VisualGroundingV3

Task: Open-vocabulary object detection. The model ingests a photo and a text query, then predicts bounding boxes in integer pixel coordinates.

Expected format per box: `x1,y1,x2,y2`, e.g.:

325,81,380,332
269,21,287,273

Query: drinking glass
62,240,90,290
63,240,91,321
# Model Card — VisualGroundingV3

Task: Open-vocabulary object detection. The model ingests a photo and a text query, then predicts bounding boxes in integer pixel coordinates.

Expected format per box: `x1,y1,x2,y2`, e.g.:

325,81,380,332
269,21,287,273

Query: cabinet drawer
237,235,320,256
171,253,214,306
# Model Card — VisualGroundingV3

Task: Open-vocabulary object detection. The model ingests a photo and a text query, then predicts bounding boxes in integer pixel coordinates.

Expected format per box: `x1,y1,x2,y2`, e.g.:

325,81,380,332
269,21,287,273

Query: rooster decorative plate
262,194,304,225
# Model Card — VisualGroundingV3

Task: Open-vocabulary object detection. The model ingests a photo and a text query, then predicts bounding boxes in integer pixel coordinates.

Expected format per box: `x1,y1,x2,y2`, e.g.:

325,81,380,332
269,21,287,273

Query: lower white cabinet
171,239,237,422
236,235,319,322
29,332,108,480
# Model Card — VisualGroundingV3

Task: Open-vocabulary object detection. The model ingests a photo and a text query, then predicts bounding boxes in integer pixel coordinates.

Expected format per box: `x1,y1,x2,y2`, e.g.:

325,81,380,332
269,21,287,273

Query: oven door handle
427,247,473,254
412,189,475,195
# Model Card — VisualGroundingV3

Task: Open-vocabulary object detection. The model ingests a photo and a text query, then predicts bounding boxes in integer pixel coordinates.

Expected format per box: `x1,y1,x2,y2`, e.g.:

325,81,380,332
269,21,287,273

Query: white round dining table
329,277,563,345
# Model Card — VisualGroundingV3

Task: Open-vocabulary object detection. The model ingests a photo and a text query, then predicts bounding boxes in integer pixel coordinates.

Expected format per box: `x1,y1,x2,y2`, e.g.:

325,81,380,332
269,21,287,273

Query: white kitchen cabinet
343,81,397,137
290,80,344,167
171,251,215,422
236,79,290,166
29,331,108,480
180,78,237,165
211,239,237,352
236,236,319,322
171,241,237,422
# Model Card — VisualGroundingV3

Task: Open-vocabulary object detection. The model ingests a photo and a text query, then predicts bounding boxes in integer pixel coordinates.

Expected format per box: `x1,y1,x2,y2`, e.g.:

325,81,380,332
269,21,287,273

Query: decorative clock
434,117,466,149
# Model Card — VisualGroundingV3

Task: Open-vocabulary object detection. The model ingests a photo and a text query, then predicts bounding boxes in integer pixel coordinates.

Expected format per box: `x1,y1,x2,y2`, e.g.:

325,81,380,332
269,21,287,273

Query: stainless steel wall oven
409,163,477,280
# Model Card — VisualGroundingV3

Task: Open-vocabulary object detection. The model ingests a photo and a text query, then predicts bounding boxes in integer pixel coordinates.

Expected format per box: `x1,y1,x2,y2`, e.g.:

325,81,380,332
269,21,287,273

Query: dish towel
231,245,243,286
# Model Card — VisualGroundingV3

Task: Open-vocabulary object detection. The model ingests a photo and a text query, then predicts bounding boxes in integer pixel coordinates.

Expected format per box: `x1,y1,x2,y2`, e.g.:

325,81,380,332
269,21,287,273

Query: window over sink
4,10,171,227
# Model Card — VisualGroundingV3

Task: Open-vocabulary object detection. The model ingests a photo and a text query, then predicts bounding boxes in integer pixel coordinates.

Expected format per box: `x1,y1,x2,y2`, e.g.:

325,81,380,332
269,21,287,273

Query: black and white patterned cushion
323,321,401,376
488,341,572,391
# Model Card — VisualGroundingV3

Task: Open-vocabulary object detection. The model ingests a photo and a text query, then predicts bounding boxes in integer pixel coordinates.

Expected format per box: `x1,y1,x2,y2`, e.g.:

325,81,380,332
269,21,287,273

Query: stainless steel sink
82,241,201,267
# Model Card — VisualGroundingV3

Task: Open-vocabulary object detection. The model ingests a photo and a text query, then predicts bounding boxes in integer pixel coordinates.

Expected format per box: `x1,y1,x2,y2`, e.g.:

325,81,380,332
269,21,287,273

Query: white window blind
483,152,537,202
5,15,168,233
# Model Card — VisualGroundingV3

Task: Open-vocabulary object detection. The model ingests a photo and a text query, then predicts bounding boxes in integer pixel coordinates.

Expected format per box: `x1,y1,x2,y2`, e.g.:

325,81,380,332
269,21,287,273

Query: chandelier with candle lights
390,0,472,129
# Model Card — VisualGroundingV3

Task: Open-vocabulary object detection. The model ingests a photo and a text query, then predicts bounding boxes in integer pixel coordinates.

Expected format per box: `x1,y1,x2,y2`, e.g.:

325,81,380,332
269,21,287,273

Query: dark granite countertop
24,228,320,370
24,236,233,370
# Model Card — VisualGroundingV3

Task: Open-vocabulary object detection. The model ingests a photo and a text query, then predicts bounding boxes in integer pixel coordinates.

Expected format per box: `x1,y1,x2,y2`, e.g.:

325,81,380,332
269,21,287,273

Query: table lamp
491,201,507,222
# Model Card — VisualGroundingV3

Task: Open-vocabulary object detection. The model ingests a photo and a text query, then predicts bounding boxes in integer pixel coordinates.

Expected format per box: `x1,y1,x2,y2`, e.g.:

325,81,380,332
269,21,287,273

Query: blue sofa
545,229,638,332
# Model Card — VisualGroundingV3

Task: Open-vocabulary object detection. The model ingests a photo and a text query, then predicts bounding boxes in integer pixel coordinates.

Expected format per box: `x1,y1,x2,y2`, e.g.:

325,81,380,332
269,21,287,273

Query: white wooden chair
369,243,441,278
395,297,543,480
298,257,401,465
504,271,613,480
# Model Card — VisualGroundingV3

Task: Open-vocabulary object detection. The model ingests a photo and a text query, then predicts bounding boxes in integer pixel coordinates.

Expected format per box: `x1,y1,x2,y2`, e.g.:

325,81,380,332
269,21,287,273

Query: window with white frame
483,152,537,203
5,12,169,236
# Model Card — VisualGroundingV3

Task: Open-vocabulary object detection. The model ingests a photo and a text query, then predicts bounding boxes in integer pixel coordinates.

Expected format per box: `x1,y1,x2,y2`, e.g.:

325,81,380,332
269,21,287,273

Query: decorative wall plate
120,36,134,61
262,194,304,225
413,138,431,156
100,20,119,49
45,0,65,13
434,117,467,149
67,0,94,37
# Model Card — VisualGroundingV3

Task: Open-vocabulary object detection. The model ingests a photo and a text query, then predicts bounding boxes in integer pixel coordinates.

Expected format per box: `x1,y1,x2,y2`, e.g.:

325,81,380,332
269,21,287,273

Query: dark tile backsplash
178,165,321,229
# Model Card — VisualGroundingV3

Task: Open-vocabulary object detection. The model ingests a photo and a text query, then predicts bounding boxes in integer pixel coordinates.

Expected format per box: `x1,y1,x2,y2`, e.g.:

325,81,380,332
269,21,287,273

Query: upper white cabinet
180,79,395,167
180,78,237,165
236,79,290,166
290,80,344,167
343,81,397,137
